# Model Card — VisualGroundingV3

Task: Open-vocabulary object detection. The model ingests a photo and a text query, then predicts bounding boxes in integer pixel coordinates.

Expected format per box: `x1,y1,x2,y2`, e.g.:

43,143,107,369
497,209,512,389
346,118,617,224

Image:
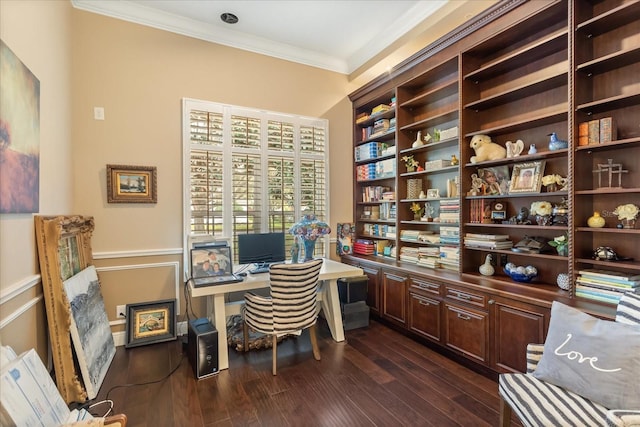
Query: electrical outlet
116,305,126,319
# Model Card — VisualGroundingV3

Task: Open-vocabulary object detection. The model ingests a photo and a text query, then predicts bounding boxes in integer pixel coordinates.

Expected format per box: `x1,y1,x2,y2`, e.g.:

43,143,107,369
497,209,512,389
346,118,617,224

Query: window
182,98,329,263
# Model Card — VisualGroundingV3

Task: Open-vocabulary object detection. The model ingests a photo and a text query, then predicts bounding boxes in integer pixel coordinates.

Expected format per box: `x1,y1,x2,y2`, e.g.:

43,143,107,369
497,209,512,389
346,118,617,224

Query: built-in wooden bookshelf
346,0,638,376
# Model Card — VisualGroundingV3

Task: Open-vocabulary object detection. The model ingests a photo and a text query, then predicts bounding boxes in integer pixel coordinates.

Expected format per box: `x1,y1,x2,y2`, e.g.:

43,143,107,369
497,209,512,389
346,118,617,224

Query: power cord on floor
103,352,185,413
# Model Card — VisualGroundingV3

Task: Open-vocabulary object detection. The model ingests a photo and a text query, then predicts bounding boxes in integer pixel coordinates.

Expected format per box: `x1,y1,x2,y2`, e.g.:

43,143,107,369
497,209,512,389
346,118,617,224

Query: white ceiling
70,0,479,75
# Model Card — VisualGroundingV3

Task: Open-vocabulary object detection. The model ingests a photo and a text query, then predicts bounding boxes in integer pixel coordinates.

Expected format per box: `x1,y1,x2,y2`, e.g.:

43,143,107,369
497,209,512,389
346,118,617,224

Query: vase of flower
621,218,637,229
288,214,331,263
613,204,639,230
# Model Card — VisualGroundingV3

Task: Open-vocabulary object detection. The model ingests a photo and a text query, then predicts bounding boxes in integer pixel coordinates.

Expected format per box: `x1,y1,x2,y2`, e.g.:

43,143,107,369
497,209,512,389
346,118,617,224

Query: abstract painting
0,39,40,213
63,265,115,399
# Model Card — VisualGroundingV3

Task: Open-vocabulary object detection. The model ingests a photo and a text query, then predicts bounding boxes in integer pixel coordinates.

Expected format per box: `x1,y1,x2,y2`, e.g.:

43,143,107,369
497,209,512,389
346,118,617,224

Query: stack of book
439,199,460,223
399,246,419,263
439,226,460,245
463,233,513,249
400,229,420,242
439,246,460,271
353,239,375,255
417,246,440,268
576,269,639,303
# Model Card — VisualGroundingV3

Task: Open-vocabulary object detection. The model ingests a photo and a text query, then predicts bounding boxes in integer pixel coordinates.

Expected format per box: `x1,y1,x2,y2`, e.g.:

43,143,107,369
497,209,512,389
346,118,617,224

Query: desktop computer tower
187,318,218,379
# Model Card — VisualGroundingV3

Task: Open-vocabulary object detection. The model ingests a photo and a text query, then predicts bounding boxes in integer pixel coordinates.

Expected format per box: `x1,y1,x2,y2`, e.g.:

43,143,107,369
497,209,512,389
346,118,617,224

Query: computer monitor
237,232,286,266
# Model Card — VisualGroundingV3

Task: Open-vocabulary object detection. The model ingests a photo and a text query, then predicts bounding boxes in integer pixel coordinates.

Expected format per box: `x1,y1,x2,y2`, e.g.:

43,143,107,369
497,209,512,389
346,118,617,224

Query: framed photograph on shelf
426,188,440,199
478,166,510,195
107,164,157,203
125,299,177,348
508,161,545,194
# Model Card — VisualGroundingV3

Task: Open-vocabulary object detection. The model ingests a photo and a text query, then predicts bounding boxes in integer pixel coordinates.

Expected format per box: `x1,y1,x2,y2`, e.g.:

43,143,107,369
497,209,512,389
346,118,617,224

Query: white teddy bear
469,134,507,163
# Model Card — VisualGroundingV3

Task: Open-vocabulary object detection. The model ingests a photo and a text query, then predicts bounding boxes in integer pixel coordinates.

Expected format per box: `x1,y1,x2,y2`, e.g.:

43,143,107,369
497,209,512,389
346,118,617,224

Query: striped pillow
616,292,640,326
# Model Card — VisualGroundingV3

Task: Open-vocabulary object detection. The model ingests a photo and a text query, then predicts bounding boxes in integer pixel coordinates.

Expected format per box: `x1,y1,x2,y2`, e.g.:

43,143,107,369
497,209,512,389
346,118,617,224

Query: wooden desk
189,258,363,370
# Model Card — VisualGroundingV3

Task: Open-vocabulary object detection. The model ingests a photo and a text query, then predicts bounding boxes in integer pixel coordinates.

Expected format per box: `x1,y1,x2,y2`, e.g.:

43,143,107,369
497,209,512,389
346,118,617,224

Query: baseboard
113,320,188,347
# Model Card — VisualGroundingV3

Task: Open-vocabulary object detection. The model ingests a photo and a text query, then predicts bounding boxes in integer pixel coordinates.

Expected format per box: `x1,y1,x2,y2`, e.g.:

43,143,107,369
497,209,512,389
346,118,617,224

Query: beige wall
0,0,73,356
1,0,495,356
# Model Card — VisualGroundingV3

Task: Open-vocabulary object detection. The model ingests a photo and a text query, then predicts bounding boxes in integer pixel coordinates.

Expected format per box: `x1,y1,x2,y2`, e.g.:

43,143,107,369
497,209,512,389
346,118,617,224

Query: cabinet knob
488,299,495,305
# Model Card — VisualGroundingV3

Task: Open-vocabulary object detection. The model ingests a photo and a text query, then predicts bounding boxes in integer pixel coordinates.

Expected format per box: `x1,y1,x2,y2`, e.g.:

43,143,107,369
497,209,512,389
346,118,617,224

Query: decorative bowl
504,267,537,283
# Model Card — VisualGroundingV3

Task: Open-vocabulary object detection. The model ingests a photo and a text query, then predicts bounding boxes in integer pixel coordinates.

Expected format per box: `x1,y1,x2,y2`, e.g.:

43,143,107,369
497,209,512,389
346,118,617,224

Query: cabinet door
491,298,549,373
409,292,441,342
382,271,407,326
362,265,381,315
444,302,488,364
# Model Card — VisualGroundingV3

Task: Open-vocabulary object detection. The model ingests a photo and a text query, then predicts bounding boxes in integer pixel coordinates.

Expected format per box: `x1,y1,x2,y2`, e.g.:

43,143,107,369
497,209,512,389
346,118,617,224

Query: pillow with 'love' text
532,301,640,409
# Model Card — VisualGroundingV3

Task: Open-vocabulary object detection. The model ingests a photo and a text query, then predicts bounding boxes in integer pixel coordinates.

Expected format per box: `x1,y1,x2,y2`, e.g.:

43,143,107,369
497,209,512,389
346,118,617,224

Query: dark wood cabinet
490,297,549,373
381,270,408,326
444,301,489,364
408,277,442,342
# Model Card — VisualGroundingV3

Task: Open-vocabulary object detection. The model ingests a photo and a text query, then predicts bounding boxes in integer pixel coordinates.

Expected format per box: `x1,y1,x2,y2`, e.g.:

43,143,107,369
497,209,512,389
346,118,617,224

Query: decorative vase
479,254,495,276
557,246,568,257
301,238,317,262
290,240,300,263
587,211,606,228
621,218,637,229
414,213,421,221
412,131,424,148
536,214,551,226
289,214,331,262
556,273,571,291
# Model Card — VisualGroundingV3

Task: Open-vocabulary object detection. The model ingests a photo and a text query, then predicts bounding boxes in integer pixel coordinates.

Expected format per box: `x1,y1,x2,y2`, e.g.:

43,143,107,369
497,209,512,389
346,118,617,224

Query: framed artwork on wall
107,164,157,203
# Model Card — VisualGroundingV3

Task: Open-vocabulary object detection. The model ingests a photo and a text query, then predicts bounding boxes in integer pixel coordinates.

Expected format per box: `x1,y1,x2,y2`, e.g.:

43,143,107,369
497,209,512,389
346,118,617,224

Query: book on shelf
465,233,510,240
578,269,640,283
599,117,616,144
578,121,589,146
588,119,600,145
464,240,513,249
576,279,639,292
575,284,635,304
576,288,624,304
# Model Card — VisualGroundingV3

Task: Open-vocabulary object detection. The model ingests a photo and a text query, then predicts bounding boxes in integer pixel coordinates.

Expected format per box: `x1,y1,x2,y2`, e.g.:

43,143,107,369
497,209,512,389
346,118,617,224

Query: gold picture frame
125,299,176,348
508,161,545,194
107,164,157,203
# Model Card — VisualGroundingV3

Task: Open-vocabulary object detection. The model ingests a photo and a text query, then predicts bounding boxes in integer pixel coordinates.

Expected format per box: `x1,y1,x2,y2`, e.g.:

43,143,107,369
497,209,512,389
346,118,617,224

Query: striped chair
498,293,640,427
242,259,324,375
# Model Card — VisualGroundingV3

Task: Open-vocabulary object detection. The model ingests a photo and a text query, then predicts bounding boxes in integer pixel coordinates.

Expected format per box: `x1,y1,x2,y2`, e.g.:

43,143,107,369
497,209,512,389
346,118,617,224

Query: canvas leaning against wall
63,265,115,400
0,39,40,214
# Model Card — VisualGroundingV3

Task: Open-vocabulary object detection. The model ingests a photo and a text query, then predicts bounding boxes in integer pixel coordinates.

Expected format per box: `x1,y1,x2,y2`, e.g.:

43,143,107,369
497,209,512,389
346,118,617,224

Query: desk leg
208,294,229,370
320,279,345,342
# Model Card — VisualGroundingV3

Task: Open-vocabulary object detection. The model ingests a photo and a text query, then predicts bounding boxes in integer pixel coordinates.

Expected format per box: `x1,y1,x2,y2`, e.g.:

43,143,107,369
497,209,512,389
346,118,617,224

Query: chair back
269,259,323,334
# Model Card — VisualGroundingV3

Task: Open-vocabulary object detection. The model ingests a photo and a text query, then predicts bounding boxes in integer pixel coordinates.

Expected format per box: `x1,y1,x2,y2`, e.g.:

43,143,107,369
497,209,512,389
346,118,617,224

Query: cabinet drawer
409,292,441,342
444,303,488,363
409,277,441,296
445,286,486,308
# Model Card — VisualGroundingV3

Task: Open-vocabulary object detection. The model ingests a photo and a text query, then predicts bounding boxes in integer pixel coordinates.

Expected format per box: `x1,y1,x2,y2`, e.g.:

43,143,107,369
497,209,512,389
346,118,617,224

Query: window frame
182,98,330,269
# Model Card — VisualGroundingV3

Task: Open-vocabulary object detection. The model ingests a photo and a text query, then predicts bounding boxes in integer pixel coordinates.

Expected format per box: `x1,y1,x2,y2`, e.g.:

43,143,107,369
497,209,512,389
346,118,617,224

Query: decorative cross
592,159,627,188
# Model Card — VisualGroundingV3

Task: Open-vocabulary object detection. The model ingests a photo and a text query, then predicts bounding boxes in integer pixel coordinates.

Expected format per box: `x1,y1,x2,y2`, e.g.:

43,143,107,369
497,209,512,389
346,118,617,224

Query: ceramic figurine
528,144,537,154
412,131,424,148
479,254,495,276
548,132,568,151
587,211,606,228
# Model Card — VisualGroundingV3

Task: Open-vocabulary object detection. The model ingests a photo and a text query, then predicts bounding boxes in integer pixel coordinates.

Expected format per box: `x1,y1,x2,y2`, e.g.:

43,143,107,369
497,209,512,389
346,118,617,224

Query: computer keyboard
249,265,270,274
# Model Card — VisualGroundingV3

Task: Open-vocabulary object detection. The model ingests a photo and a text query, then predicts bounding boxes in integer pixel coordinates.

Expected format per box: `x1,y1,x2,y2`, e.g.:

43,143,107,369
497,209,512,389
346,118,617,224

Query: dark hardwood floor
94,319,519,426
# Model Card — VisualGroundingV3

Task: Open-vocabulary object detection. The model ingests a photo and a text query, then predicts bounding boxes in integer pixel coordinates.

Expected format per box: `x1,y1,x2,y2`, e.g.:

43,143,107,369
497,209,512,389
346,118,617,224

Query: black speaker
187,318,218,379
